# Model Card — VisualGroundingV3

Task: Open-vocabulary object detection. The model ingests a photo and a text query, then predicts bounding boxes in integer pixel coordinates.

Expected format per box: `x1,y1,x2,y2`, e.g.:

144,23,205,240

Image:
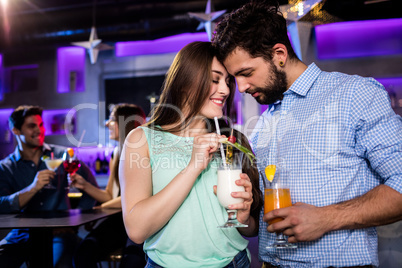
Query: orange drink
261,167,297,248
264,188,292,224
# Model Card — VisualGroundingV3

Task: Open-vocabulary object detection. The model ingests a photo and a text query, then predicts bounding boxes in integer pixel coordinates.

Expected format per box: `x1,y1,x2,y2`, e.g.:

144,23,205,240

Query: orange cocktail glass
262,167,297,249
264,188,292,224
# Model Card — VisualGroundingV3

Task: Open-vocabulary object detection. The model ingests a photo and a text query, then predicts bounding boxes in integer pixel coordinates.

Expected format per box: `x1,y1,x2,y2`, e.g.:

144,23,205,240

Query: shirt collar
12,143,53,162
262,63,321,116
266,100,282,115
287,62,321,97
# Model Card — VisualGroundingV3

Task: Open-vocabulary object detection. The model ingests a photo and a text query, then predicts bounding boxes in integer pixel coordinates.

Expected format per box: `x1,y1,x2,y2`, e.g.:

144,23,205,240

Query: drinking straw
213,117,226,163
77,130,86,148
51,152,54,159
76,130,86,155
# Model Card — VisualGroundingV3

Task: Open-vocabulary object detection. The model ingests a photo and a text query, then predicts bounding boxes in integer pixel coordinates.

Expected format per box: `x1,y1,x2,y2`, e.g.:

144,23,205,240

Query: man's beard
252,64,287,105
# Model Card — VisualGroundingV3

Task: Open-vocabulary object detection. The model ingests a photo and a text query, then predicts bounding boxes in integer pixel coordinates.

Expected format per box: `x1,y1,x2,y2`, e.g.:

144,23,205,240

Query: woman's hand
189,133,225,172
228,173,253,225
69,173,87,190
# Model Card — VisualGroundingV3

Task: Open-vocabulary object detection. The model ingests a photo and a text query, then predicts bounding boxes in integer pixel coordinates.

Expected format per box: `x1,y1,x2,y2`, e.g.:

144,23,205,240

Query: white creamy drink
217,168,244,208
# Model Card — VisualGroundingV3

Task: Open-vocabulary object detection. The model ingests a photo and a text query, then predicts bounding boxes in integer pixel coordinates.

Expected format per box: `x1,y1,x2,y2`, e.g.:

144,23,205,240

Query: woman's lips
211,99,224,106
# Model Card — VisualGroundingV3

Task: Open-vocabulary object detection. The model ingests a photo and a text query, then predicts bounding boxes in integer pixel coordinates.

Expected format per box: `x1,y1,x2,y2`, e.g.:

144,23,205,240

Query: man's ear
12,127,20,136
272,43,288,68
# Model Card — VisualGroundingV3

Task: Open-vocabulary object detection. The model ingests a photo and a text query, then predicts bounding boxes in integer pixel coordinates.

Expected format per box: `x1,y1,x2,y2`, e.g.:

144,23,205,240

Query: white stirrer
214,117,226,163
76,130,86,154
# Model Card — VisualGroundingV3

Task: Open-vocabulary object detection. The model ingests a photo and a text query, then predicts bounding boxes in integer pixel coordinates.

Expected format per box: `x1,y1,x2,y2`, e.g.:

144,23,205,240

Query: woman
72,103,146,268
120,42,262,268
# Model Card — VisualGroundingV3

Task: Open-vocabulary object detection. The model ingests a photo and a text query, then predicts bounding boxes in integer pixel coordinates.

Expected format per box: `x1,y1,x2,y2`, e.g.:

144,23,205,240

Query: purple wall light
115,32,209,57
43,109,76,135
57,47,85,93
376,77,402,90
316,18,402,59
0,54,2,101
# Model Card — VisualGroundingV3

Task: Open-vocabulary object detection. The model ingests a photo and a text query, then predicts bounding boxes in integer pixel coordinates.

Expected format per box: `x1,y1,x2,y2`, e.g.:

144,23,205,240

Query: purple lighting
43,109,76,135
316,18,402,59
376,77,402,97
57,47,85,93
0,54,2,101
0,108,12,118
115,32,209,57
376,77,402,89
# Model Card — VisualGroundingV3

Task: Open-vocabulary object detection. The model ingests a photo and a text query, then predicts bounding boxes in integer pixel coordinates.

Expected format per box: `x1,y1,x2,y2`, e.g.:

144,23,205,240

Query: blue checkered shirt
250,63,402,267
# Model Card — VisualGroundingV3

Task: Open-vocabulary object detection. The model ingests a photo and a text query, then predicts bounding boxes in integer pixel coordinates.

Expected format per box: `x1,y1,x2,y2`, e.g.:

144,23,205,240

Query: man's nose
236,78,249,93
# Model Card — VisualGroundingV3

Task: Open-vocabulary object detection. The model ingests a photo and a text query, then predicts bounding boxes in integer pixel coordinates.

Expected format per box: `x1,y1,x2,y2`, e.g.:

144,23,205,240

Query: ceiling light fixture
70,0,113,64
188,0,226,41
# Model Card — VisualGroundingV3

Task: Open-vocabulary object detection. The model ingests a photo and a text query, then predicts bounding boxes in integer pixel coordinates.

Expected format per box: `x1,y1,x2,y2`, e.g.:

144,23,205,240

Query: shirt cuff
384,176,402,194
9,192,20,211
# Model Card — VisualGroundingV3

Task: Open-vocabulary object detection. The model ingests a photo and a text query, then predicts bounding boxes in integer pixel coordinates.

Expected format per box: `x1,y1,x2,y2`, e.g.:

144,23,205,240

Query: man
212,1,402,267
0,105,98,267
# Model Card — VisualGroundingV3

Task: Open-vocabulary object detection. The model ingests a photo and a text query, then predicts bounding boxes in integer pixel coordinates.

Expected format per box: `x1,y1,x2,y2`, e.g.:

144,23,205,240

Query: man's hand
264,202,333,243
31,170,56,191
18,170,56,208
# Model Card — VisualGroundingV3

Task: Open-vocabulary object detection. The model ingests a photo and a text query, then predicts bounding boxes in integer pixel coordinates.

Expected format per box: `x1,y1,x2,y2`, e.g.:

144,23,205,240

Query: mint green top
140,126,249,268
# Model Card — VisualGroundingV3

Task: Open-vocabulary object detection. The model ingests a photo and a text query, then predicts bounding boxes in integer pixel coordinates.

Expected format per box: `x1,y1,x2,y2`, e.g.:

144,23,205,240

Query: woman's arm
120,129,222,244
70,173,113,204
99,196,121,209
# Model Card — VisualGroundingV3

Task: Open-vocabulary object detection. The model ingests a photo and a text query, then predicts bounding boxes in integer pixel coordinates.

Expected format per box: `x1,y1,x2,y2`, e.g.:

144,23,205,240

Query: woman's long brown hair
146,41,236,132
146,41,262,222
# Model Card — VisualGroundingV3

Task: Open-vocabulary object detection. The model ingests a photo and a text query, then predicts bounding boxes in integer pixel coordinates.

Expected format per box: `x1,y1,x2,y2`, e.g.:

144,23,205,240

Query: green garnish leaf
219,138,256,164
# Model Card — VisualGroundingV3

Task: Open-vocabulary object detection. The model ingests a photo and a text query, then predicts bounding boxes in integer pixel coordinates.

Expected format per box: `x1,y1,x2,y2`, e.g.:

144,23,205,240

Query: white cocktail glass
217,149,248,228
43,158,63,189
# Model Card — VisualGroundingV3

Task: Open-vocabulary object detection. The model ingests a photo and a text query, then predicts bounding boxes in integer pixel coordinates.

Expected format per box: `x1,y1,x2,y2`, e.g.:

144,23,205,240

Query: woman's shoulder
124,127,148,149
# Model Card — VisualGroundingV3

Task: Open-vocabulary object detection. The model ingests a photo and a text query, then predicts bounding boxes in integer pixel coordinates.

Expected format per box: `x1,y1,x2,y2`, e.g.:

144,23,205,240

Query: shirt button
275,257,280,262
31,163,35,167
40,202,43,206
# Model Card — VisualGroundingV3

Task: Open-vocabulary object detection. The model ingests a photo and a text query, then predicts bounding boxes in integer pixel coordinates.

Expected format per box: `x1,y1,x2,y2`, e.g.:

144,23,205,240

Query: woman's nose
218,82,230,96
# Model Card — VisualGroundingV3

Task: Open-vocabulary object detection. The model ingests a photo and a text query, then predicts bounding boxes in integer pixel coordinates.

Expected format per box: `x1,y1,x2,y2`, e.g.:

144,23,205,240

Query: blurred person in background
0,105,98,268
73,103,147,268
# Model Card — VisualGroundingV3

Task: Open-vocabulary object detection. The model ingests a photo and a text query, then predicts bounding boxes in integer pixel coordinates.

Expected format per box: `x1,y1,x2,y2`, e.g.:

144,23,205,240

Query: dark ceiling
0,0,400,51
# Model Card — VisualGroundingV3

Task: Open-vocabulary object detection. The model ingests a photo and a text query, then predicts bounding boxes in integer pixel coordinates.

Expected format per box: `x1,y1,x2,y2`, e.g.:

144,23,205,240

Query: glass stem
276,232,287,242
226,209,237,221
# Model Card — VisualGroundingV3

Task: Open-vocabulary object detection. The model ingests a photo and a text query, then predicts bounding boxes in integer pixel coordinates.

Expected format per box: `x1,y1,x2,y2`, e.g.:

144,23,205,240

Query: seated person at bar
73,103,146,268
0,105,98,268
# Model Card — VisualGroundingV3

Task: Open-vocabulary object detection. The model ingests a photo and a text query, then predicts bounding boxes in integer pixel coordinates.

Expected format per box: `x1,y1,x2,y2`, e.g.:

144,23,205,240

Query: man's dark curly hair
212,0,298,63
9,105,43,130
